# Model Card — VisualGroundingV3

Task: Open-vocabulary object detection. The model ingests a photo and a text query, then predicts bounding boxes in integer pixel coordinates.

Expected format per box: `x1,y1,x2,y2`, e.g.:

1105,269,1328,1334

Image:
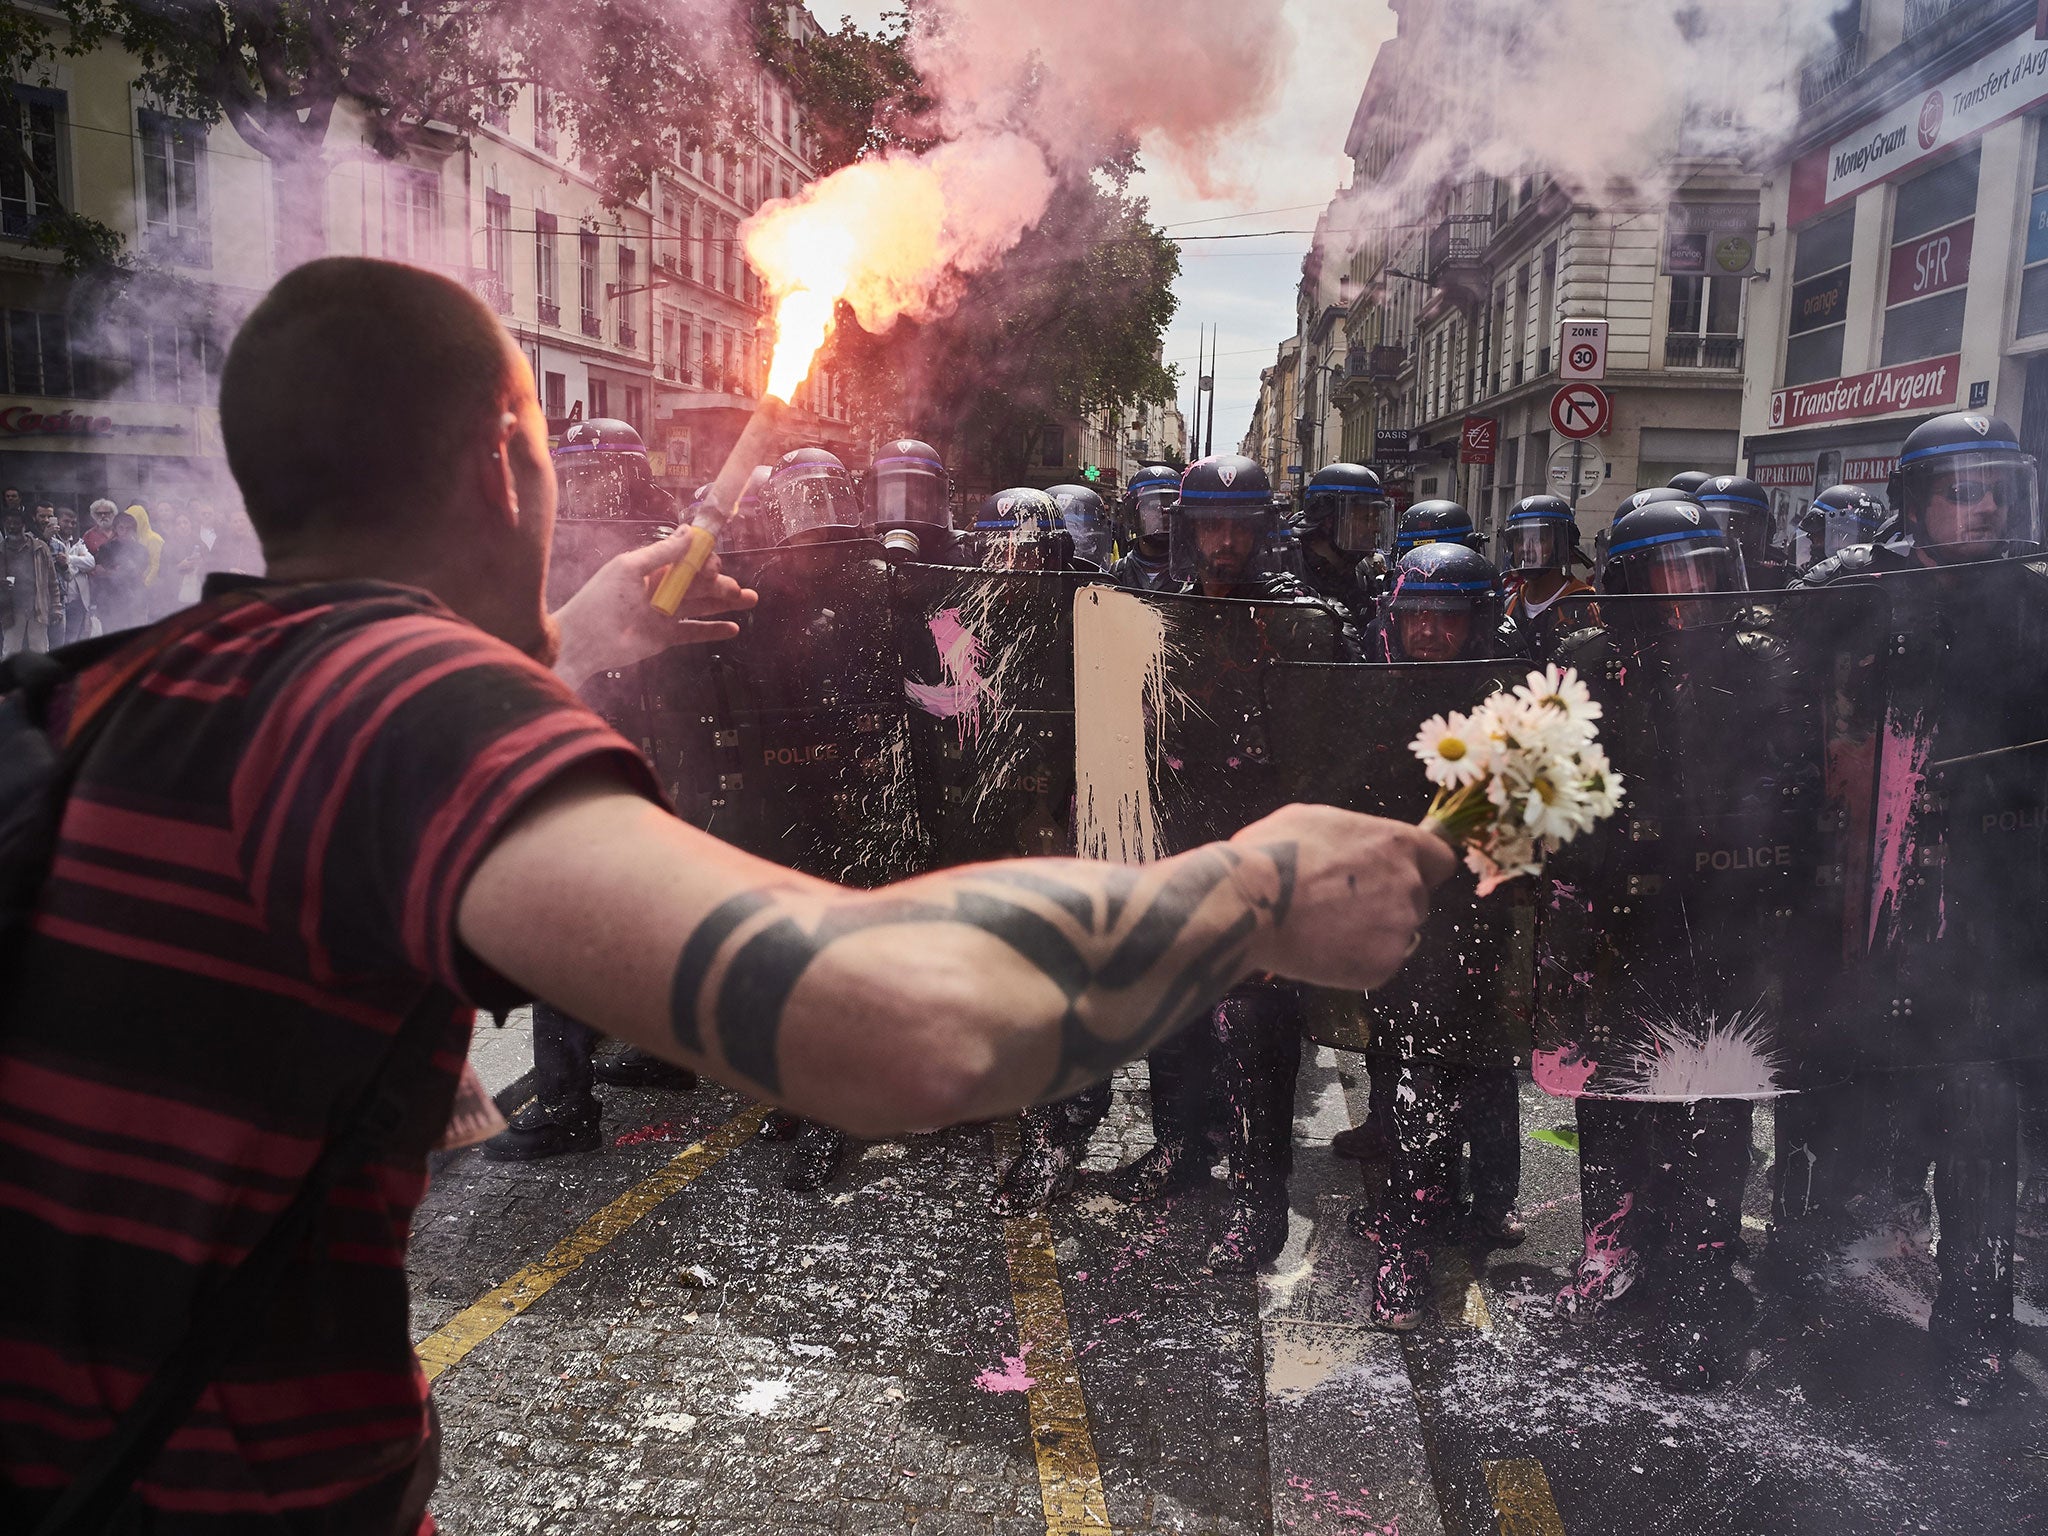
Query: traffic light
1082,463,1101,483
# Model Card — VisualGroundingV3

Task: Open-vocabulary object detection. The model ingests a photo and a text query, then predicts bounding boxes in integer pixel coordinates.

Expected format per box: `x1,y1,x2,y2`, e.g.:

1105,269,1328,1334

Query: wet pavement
411,1033,2048,1534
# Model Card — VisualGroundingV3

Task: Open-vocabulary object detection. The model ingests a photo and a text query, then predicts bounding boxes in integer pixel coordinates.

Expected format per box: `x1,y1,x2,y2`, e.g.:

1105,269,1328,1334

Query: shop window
2018,119,2048,337
1,86,65,242
139,109,209,265
383,166,439,266
1882,150,1976,366
1785,207,1854,387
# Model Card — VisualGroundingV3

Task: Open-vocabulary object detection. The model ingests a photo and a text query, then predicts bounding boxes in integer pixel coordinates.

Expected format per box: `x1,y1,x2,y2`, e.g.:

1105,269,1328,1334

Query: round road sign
1550,383,1612,440
1548,441,1606,498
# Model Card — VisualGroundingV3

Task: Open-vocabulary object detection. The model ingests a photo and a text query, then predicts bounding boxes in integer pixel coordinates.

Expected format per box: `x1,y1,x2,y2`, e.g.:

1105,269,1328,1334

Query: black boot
1109,1141,1211,1203
1930,1064,2018,1413
481,1094,601,1161
1461,1066,1524,1247
782,1120,849,1192
1333,1060,1397,1161
1209,1168,1289,1272
593,1046,699,1091
992,1123,1084,1216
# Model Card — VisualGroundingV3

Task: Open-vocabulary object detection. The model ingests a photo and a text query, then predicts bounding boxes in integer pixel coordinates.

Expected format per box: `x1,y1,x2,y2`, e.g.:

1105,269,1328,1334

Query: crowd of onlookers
0,487,263,657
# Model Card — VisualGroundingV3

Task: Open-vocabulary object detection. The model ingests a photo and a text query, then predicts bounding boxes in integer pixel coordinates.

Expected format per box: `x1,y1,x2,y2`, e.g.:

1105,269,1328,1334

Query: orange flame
744,136,1057,404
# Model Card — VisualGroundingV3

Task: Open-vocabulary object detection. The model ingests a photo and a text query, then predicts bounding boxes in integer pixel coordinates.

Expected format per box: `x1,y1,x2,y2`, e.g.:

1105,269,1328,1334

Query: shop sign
1373,428,1412,462
1755,461,1816,488
1769,354,1960,430
1886,219,1974,305
0,405,117,438
1789,268,1852,335
1792,24,2048,222
1459,416,1498,465
1842,454,1899,483
1664,203,1761,278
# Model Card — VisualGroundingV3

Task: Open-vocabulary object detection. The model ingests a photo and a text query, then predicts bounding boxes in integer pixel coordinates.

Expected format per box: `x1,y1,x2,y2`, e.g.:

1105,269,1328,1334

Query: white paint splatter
1073,586,1182,865
1607,1004,1786,1101
734,1377,793,1416
642,1412,698,1436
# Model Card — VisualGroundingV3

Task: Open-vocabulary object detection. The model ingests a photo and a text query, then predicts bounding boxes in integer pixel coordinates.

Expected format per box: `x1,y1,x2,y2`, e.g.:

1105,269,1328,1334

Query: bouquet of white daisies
1409,665,1625,895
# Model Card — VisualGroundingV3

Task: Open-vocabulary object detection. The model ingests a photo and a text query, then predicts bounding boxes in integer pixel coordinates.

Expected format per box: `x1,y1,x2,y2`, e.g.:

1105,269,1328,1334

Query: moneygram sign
1790,26,2048,222
1769,355,1959,430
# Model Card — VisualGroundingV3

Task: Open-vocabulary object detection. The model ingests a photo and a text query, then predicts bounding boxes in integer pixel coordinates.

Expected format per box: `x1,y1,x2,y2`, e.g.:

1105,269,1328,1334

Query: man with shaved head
0,257,1452,1531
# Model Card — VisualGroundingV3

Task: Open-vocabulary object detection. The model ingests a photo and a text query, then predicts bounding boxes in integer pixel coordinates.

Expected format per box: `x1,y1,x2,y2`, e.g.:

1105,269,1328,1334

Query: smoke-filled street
408,1030,2048,1536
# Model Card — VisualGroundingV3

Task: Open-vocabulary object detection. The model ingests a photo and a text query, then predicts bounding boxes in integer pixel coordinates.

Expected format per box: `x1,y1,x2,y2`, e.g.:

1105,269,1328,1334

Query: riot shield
893,565,1102,866
1843,556,2048,1069
1532,587,1887,1100
1072,586,1341,865
1265,659,1536,1067
650,539,927,887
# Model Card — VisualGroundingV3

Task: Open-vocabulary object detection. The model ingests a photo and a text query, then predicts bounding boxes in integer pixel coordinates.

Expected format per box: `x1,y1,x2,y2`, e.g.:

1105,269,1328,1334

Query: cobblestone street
409,1027,2048,1535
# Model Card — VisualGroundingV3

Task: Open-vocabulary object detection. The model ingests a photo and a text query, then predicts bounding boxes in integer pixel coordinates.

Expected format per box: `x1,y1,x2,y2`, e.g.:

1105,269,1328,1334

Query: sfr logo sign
1887,218,1973,305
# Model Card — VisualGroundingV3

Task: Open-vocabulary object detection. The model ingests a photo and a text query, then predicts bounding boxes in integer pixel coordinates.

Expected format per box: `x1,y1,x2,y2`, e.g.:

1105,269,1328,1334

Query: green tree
0,9,125,272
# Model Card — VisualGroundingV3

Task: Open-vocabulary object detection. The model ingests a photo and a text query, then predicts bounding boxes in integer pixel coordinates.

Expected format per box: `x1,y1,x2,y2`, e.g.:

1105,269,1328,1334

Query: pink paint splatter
905,607,991,740
1557,1193,1636,1314
1531,1046,1598,1098
973,1343,1036,1394
615,1121,685,1146
1868,708,1931,950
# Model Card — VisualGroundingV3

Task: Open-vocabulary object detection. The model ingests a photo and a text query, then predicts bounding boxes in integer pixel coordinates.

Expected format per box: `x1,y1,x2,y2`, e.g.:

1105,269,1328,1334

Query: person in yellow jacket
122,501,170,617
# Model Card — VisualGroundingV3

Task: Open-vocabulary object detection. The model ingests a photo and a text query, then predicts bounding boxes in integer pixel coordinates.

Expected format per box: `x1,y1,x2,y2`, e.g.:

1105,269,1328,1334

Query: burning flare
743,134,1056,402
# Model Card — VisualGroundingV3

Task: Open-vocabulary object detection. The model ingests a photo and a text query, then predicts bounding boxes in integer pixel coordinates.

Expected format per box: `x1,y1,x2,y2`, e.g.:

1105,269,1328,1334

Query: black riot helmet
867,439,952,561
1047,483,1113,566
1302,462,1390,555
1171,455,1275,584
1693,475,1774,573
1807,482,1886,559
764,447,865,545
1121,463,1181,544
1497,495,1580,574
1601,500,1747,596
1889,412,2043,561
973,486,1071,570
720,464,777,551
1613,486,1696,519
1668,470,1717,497
1396,499,1478,554
1384,542,1501,662
553,417,665,521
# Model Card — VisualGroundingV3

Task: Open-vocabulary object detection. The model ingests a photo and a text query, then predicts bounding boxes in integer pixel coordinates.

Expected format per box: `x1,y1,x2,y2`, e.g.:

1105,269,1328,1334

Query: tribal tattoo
669,841,1300,1104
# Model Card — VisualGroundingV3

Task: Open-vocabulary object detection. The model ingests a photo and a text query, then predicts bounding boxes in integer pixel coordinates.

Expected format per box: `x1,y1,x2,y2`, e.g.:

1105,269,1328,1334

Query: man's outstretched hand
552,525,759,689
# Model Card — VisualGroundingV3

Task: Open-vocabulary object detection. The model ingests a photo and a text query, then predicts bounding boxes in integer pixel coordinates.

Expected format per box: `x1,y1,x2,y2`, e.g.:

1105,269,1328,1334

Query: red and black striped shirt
1,579,659,1532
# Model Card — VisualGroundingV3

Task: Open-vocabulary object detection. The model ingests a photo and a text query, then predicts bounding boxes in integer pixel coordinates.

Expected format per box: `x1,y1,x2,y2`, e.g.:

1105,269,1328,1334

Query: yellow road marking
1432,1247,1492,1334
1484,1456,1569,1536
992,1123,1115,1534
415,1106,766,1382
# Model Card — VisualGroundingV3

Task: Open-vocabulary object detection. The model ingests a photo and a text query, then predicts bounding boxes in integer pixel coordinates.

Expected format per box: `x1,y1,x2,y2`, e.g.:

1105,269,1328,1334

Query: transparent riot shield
653,539,927,887
544,476,677,609
1842,556,2048,1070
893,564,1103,866
1532,587,1887,1100
1265,659,1537,1067
1072,586,1341,866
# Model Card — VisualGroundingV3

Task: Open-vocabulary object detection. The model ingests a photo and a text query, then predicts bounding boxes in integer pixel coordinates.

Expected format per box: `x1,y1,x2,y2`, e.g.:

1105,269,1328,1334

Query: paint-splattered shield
1842,555,2048,1068
1265,658,1537,1066
893,565,1104,866
1072,587,1342,866
658,540,927,887
1531,587,1886,1100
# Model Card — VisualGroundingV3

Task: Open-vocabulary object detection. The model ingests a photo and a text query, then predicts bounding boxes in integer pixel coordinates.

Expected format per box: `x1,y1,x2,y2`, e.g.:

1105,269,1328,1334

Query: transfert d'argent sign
1769,355,1959,431
1790,24,2048,224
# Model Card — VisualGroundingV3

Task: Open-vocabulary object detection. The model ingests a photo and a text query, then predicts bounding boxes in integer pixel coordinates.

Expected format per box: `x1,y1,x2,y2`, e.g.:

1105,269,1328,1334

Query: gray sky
824,0,1395,456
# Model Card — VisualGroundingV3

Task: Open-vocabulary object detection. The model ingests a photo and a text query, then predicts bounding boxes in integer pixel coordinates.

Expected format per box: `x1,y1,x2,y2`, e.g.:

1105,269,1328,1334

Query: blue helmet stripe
1396,578,1493,593
1609,527,1725,558
1178,488,1270,503
1898,437,2022,465
872,454,943,471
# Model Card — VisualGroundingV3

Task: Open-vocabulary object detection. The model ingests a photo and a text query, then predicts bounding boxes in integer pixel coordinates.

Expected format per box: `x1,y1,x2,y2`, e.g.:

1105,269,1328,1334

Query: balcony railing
473,274,511,314
1664,333,1744,369
1799,38,1862,108
537,298,560,327
1905,0,1973,36
619,324,636,349
1425,215,1492,283
581,311,603,339
661,363,679,381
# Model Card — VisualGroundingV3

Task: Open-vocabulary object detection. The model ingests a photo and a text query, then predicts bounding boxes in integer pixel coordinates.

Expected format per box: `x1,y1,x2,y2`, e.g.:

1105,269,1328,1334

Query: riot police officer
1695,475,1784,588
1796,482,1885,570
764,447,866,545
1786,412,2046,1408
1047,483,1113,570
482,1005,701,1160
546,417,677,607
971,487,1074,570
1395,499,1483,555
867,438,955,563
1613,486,1698,520
1668,469,1716,497
1110,464,1182,591
720,464,777,553
1495,494,1596,662
1297,462,1390,619
1547,501,1771,1387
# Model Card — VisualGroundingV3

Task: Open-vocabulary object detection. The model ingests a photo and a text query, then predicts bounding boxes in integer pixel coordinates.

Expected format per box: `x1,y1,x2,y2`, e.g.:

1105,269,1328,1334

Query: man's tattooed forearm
668,842,1298,1100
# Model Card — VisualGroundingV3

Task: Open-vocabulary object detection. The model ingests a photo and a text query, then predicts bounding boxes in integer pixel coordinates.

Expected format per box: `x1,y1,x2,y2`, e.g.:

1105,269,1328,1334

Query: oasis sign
1792,24,2048,222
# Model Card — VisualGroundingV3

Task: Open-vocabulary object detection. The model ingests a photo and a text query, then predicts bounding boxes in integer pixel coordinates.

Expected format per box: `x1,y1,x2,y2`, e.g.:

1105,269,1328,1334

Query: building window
1882,148,1977,366
129,321,219,405
618,245,637,347
699,211,712,288
579,229,601,337
702,325,716,389
139,109,209,264
1785,206,1854,387
482,189,511,311
1040,426,1064,467
661,312,678,380
383,166,439,266
534,210,559,326
1665,274,1744,367
589,376,608,419
543,370,566,420
722,217,738,294
721,330,734,392
0,86,64,242
2,309,82,395
2020,119,2048,337
533,87,556,155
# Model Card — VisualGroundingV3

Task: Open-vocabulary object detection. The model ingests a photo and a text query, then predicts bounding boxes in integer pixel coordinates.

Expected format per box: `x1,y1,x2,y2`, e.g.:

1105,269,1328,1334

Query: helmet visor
1170,505,1273,582
1904,450,2043,556
771,464,864,540
1499,520,1575,572
1062,511,1112,565
1618,533,1746,595
871,463,947,527
1133,484,1178,537
1331,494,1390,555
